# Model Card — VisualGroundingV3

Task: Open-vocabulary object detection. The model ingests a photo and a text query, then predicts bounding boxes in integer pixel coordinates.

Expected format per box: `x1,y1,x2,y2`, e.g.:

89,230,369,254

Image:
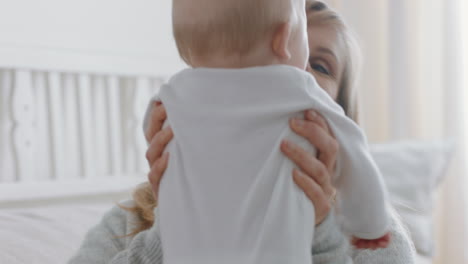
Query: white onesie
143,65,390,264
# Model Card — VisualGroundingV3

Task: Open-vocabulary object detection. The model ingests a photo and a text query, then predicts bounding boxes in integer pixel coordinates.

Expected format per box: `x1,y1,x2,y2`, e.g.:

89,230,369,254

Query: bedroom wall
0,0,184,76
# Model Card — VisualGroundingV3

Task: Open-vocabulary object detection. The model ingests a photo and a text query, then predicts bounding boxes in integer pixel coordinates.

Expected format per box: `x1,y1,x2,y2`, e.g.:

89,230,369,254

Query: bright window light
463,0,468,150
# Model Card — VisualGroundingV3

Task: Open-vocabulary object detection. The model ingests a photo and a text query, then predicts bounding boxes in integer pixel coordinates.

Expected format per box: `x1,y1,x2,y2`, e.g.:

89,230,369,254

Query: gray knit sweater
68,200,415,264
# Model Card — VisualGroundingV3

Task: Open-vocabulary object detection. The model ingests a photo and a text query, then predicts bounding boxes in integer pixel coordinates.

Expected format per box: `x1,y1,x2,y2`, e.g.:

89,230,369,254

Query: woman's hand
280,110,338,226
145,102,173,201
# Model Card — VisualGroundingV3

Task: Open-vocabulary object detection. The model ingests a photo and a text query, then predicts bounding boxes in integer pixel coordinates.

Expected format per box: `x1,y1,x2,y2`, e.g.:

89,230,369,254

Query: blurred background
332,1,468,263
0,0,467,263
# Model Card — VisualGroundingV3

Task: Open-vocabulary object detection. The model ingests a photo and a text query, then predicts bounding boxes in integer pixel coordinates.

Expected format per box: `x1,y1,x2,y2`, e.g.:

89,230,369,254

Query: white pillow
370,140,454,256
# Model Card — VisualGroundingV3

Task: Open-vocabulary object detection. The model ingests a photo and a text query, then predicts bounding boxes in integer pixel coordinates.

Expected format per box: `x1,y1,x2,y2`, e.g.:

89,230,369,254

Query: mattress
0,202,112,264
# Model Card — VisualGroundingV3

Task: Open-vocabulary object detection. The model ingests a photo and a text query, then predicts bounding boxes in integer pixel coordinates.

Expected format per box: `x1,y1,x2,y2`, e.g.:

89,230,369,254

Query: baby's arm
304,76,390,246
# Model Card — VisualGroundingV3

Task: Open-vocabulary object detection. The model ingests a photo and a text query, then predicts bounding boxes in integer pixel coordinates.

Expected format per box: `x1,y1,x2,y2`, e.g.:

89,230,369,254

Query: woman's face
306,24,344,101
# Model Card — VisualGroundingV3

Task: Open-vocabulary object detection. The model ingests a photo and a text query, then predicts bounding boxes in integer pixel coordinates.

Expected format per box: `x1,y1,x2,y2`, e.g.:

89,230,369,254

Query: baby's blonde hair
173,0,294,65
119,0,361,237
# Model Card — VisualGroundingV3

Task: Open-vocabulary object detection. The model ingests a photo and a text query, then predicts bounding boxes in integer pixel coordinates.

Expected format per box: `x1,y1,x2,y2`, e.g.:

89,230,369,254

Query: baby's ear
272,22,292,61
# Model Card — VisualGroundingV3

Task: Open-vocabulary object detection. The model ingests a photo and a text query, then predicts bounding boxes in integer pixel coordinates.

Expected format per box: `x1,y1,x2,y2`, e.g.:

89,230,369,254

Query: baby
144,0,390,263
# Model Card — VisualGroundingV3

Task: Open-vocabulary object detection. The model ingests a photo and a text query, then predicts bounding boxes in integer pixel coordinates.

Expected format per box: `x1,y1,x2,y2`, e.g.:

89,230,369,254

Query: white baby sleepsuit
143,65,390,264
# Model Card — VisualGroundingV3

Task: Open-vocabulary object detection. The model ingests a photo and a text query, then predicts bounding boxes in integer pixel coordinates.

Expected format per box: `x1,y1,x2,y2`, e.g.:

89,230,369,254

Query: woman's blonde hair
119,0,361,237
305,0,362,122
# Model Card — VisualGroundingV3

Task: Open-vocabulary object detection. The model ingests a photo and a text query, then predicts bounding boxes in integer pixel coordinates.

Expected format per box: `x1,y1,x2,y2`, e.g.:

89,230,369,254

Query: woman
69,1,415,263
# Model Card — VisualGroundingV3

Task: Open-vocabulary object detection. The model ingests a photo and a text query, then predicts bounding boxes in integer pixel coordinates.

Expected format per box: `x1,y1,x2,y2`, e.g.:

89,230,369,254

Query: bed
0,198,437,264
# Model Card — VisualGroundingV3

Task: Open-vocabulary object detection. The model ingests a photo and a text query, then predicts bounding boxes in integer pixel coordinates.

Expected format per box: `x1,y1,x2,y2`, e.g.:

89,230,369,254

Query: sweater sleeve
312,212,353,264
68,204,163,264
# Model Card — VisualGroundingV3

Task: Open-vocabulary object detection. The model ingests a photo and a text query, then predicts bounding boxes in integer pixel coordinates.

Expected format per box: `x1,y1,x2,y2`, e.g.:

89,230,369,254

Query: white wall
0,0,184,76
337,0,391,142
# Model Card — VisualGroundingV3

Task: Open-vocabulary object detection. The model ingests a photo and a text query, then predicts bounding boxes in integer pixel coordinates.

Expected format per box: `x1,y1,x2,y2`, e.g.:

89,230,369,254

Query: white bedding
0,201,432,264
0,202,112,264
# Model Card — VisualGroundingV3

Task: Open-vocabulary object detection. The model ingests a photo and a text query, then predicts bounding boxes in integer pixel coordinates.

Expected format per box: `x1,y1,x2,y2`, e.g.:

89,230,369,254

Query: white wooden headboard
0,69,165,207
0,0,184,207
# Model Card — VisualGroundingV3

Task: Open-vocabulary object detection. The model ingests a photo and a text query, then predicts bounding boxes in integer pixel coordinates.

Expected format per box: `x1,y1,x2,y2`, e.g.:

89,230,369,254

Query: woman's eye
311,63,330,75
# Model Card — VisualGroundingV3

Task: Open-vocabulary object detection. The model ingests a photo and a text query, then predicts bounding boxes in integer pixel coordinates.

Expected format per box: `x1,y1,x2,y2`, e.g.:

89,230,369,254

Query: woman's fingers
305,110,338,173
148,152,170,197
281,138,336,205
292,169,331,224
144,102,172,202
304,110,331,133
145,102,167,143
281,139,329,188
146,126,173,166
352,238,372,250
290,112,338,174
284,110,340,226
351,233,391,250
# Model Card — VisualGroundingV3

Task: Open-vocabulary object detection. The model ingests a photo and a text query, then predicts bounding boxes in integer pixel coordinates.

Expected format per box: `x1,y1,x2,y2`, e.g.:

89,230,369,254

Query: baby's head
172,0,309,69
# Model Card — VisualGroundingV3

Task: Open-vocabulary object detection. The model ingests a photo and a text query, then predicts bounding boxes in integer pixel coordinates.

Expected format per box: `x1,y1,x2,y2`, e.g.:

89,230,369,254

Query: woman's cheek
308,73,339,100
324,81,339,101
315,77,332,95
